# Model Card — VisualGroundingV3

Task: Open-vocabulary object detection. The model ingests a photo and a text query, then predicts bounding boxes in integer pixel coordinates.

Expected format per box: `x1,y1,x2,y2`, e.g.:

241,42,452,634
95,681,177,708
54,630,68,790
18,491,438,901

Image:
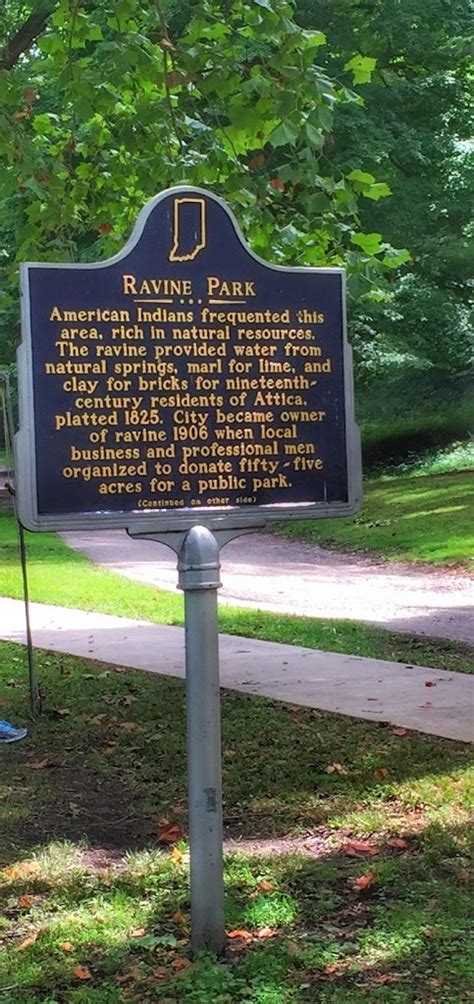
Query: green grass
361,399,473,459
357,378,473,468
373,439,474,479
0,644,472,1003
1,511,473,674
277,471,474,566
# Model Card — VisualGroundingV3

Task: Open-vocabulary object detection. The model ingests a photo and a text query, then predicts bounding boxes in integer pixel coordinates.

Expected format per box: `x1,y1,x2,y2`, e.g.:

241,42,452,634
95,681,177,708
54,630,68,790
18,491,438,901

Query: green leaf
253,0,274,9
308,193,331,213
86,24,103,41
344,54,377,85
318,104,333,131
38,35,64,55
305,122,324,149
364,182,391,201
347,169,376,186
382,248,411,268
301,29,327,49
32,114,59,136
351,232,383,255
24,178,44,199
76,164,92,180
269,120,299,147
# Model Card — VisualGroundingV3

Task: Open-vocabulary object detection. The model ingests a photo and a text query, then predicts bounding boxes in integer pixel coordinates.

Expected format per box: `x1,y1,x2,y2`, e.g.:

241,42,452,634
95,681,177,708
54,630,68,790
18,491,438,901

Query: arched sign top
16,186,361,532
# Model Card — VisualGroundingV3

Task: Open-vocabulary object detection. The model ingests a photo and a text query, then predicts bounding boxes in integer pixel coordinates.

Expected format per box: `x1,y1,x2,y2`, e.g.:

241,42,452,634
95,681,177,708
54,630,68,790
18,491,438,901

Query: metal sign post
130,523,259,955
15,184,362,956
179,526,224,953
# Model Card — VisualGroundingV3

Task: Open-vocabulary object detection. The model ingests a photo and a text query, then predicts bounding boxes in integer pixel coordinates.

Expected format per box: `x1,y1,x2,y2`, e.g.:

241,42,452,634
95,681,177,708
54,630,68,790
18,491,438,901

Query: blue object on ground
0,720,28,743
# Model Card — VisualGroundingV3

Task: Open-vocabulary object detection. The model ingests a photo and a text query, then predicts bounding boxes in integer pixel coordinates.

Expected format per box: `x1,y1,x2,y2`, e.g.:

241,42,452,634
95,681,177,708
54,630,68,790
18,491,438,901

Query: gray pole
177,525,225,955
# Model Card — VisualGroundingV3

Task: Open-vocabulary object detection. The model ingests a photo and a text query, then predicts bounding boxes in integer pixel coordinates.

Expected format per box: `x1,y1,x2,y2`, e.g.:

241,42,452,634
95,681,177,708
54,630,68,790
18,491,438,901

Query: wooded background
1,0,472,462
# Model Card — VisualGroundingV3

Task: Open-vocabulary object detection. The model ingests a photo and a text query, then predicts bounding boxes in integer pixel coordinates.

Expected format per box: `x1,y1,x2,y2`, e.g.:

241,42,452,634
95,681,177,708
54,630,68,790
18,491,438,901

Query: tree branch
1,4,54,71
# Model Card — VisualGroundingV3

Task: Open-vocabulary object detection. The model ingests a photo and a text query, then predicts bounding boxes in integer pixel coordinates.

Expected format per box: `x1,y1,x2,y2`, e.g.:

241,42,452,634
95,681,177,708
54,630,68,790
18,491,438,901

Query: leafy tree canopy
296,0,473,378
0,0,407,365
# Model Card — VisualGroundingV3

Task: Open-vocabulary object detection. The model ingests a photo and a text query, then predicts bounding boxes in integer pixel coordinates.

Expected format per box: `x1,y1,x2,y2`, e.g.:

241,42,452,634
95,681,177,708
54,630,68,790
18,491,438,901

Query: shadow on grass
0,821,471,1002
0,645,472,864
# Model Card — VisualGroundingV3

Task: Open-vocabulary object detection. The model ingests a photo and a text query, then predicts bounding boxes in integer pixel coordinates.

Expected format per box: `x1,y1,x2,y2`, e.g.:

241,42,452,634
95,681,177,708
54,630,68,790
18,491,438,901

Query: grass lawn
1,512,473,675
0,643,472,1003
276,471,474,567
358,384,473,467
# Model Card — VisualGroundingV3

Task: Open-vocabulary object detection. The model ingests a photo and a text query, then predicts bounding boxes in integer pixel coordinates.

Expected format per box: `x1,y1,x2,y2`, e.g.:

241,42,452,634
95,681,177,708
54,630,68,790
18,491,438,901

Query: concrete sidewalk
0,597,472,742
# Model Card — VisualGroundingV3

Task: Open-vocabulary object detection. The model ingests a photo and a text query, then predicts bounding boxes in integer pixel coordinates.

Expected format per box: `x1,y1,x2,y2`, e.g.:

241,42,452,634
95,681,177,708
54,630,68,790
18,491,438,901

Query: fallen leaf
73,965,92,981
59,941,73,952
258,879,275,893
324,962,342,975
425,681,436,687
373,767,389,780
392,728,407,737
386,837,408,850
28,757,54,770
16,933,38,951
352,870,377,891
256,927,277,939
171,957,192,972
116,965,143,984
227,929,252,941
173,912,187,925
153,966,170,981
130,928,146,938
419,701,433,709
5,861,40,879
170,846,183,864
97,222,112,234
53,708,71,717
121,695,137,706
159,821,184,844
19,895,32,907
368,973,400,986
326,762,347,774
344,840,379,857
270,177,285,192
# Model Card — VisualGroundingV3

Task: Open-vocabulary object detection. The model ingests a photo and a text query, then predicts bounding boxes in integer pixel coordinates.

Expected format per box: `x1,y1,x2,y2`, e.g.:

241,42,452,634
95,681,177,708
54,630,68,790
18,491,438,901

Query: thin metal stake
17,520,40,717
0,375,40,717
178,525,225,955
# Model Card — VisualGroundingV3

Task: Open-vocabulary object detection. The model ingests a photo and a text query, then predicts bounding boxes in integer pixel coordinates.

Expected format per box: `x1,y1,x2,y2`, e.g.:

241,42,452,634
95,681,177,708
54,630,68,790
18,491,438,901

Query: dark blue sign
16,187,361,531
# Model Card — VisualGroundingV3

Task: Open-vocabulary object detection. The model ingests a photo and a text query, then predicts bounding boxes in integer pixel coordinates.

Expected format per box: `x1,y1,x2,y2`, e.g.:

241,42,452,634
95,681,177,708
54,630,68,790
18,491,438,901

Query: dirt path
62,529,473,645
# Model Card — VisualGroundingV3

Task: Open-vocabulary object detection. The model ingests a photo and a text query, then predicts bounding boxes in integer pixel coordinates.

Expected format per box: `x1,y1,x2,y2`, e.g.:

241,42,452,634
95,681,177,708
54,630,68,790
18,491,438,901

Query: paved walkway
63,529,474,644
1,597,472,743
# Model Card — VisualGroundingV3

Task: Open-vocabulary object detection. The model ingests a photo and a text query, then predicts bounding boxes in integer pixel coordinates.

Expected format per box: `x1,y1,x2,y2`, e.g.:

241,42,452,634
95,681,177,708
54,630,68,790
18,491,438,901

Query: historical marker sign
16,186,361,532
